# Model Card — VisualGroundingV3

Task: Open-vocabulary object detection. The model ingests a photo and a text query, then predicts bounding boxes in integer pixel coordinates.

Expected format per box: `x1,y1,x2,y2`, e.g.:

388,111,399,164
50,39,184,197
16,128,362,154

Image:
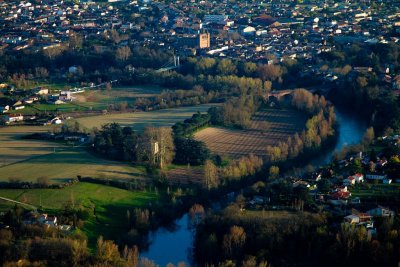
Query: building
2,114,23,124
204,15,228,25
0,105,9,113
34,87,49,95
367,206,395,217
59,91,72,102
366,173,387,180
343,173,364,186
179,31,210,49
344,211,374,228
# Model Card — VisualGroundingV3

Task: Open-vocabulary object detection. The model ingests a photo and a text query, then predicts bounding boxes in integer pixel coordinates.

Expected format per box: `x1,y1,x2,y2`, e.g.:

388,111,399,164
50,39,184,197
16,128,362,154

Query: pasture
75,103,219,130
0,182,157,244
74,85,166,110
8,85,166,114
0,126,61,167
194,108,307,159
0,126,146,182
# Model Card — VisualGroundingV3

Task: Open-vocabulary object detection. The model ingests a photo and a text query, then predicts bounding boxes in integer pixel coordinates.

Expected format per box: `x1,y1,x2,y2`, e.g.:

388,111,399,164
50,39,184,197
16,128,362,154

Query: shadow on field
100,170,143,177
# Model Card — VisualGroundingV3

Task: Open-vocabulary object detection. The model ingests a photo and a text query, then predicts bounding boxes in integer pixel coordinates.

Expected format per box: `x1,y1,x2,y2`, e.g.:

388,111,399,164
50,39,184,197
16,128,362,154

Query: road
0,196,37,212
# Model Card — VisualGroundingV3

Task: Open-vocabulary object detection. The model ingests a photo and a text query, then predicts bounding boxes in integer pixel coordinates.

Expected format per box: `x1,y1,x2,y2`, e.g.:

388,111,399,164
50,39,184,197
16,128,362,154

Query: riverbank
141,106,369,265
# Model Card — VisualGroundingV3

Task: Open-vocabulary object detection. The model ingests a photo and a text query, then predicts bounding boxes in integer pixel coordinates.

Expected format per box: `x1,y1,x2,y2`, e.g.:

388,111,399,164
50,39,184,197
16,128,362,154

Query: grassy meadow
0,182,157,245
75,103,219,130
0,104,219,182
0,126,146,182
8,85,167,114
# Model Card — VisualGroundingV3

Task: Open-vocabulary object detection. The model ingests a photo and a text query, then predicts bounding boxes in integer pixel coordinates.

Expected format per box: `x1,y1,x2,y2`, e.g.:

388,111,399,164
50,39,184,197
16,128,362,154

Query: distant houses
2,114,24,124
343,173,364,186
22,212,71,231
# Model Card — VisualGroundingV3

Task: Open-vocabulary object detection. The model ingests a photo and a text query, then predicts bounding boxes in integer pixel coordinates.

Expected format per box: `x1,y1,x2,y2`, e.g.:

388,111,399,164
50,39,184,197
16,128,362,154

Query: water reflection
140,214,193,266
142,109,368,265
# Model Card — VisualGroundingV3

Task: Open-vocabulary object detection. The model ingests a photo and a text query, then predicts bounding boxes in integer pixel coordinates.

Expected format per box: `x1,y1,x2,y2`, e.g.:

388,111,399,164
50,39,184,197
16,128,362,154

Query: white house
14,105,25,110
344,211,373,228
3,114,23,124
34,87,49,95
59,91,72,102
53,99,66,105
383,179,392,184
49,117,63,125
241,26,256,35
0,105,9,113
367,206,395,217
44,216,57,227
344,214,360,224
343,173,364,186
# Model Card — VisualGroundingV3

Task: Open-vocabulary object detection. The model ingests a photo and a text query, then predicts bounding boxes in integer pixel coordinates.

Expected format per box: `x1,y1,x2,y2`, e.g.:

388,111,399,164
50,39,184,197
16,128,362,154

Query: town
0,0,400,266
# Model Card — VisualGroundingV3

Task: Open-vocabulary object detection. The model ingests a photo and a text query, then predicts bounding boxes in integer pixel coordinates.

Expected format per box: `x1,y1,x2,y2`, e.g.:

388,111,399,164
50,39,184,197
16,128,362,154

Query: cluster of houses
22,212,71,231
0,84,78,124
343,205,395,237
1,0,400,62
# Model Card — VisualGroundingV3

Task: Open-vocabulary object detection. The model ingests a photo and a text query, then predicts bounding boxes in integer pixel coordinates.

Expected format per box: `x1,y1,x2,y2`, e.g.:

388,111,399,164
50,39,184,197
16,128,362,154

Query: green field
75,103,220,130
0,104,219,182
351,183,400,198
0,126,146,182
0,126,62,167
7,85,167,114
0,148,146,183
0,182,157,244
74,85,166,110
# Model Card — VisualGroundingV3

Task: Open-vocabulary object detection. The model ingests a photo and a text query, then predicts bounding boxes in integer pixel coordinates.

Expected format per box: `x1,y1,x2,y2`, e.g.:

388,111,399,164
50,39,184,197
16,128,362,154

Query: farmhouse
59,91,73,102
2,114,24,124
34,87,49,95
14,105,25,110
344,211,373,228
329,186,351,200
0,105,9,113
49,116,63,125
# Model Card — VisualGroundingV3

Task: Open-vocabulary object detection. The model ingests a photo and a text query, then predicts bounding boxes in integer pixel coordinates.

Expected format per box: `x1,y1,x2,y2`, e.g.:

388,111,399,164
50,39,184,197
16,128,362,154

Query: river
140,214,194,266
140,109,368,266
309,110,368,167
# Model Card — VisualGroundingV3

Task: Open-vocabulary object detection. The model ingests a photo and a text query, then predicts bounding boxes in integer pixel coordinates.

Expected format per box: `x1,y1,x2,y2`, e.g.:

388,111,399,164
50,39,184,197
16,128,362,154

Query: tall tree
204,160,218,189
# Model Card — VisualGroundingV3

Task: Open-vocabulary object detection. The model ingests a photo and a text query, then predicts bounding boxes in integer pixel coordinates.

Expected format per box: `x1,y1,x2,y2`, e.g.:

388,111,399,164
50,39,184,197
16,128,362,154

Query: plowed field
194,108,307,159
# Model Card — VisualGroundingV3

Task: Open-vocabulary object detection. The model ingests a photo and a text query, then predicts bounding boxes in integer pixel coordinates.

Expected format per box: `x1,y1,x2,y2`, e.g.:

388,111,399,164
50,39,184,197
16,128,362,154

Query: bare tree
204,160,218,189
116,46,132,62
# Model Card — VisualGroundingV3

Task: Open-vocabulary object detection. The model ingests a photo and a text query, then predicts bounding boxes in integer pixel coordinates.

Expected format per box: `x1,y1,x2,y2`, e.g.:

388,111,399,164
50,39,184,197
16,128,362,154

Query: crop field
0,126,146,183
75,103,220,130
0,182,157,245
166,167,205,185
194,108,307,159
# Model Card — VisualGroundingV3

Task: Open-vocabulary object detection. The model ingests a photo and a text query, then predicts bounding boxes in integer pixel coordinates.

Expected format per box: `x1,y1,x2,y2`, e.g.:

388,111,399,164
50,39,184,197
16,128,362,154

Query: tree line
265,89,336,163
172,112,211,166
92,123,174,170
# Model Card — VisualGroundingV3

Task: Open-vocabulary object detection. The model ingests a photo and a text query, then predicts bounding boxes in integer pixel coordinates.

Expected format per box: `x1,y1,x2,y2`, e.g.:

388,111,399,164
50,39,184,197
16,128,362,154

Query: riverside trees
265,89,336,163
